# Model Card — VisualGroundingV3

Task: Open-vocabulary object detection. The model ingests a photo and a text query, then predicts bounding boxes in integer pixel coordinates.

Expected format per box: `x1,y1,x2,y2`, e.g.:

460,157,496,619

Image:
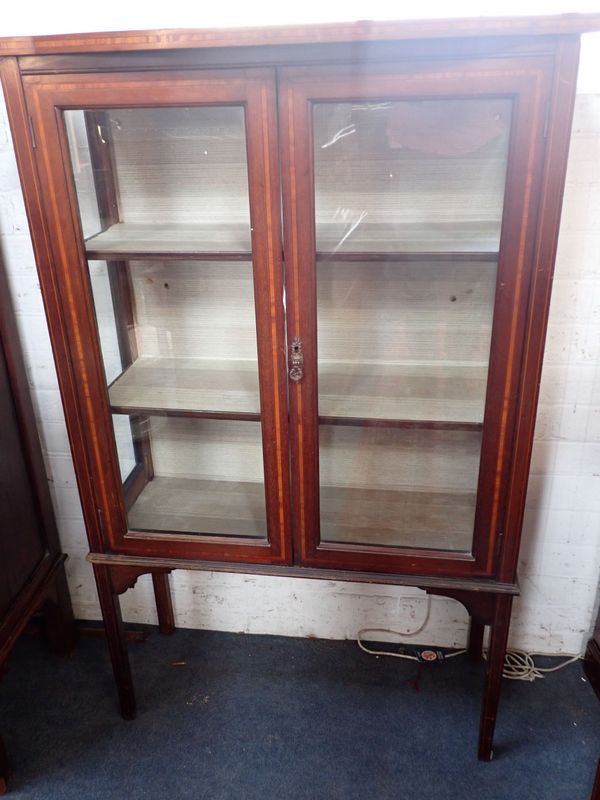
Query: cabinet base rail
88,552,517,762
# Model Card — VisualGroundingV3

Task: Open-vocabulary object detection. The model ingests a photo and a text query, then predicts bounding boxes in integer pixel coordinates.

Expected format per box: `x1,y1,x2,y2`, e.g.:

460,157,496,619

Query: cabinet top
1,14,600,58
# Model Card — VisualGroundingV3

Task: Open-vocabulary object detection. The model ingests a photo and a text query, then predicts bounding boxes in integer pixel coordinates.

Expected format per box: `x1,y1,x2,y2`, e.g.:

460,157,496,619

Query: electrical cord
356,596,582,679
357,596,467,662
492,649,582,681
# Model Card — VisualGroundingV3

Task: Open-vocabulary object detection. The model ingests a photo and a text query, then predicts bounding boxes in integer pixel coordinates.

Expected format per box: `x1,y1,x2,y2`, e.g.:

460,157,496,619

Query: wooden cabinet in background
585,587,600,691
1,13,598,762
0,254,75,794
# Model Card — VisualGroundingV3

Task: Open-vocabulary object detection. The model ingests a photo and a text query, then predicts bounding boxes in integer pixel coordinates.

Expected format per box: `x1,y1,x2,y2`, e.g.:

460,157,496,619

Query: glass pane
314,99,510,254
121,416,266,538
313,98,512,552
65,106,266,539
319,427,480,551
66,106,251,252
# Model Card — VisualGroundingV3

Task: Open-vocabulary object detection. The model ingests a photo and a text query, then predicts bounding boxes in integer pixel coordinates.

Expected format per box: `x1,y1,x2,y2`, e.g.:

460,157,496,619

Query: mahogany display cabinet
2,14,598,762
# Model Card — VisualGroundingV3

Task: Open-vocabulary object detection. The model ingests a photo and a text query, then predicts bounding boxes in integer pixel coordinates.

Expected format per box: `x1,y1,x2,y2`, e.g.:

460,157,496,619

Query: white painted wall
1,5,599,655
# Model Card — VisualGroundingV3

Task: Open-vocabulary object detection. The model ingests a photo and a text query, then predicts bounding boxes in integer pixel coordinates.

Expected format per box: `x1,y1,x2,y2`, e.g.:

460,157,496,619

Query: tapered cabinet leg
478,594,513,761
468,617,485,663
92,564,136,720
152,572,175,636
42,564,77,654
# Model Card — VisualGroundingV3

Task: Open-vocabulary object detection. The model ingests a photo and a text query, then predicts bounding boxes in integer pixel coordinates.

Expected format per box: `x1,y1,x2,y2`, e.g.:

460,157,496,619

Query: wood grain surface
1,14,599,57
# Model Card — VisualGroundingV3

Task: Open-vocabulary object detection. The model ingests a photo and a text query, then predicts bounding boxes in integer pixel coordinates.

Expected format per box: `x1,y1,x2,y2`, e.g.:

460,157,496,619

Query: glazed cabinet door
25,70,291,564
280,58,552,576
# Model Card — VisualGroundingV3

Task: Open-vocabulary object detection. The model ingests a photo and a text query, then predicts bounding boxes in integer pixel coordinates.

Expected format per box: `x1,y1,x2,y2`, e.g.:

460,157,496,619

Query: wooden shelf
126,475,473,550
85,220,499,262
127,476,266,538
85,222,252,261
315,221,500,261
318,362,487,427
320,484,475,551
108,357,260,419
108,357,486,428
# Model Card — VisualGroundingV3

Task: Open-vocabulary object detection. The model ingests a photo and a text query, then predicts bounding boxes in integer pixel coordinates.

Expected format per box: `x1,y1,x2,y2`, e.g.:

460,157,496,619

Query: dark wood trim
1,14,599,57
41,567,77,654
238,71,293,565
108,405,481,432
110,404,262,423
316,251,499,263
106,261,137,364
424,587,497,623
151,573,175,635
497,36,581,583
14,35,574,77
470,61,553,575
319,416,483,432
92,564,136,719
479,594,513,761
86,248,254,262
87,551,519,594
121,462,146,512
107,565,172,596
0,553,66,663
584,637,600,701
316,539,474,562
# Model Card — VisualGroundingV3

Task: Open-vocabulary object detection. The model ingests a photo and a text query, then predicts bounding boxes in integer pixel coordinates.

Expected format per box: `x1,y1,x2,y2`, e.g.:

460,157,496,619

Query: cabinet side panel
498,37,581,583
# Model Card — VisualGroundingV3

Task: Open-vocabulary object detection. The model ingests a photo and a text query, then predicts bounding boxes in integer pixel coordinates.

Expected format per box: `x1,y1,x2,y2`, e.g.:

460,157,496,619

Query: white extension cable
357,596,582,681
496,649,581,681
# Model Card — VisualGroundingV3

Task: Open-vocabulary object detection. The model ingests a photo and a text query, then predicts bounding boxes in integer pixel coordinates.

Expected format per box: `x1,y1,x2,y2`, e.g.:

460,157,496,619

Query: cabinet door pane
314,98,511,552
65,106,266,539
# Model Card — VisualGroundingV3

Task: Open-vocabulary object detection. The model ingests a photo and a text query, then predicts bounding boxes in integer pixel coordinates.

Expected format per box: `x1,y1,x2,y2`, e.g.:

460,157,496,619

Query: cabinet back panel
317,260,496,366
313,99,511,237
130,260,259,361
111,106,251,228
146,417,266,484
319,426,481,494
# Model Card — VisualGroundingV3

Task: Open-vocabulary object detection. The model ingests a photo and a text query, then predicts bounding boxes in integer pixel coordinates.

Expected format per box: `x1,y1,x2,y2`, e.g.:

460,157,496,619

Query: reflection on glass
314,98,511,552
314,99,511,254
65,106,267,539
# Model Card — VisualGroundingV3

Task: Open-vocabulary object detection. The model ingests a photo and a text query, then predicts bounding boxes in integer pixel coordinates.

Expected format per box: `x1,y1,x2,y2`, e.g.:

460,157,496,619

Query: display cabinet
0,251,75,794
1,14,598,761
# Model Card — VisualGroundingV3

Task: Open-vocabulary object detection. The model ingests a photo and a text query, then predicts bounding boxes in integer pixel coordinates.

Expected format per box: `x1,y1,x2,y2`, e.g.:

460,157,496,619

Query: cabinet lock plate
289,336,304,382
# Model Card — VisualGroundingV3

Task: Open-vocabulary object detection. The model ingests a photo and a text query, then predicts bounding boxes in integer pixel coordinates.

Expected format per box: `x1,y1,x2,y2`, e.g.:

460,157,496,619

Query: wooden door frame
21,67,292,565
279,55,555,578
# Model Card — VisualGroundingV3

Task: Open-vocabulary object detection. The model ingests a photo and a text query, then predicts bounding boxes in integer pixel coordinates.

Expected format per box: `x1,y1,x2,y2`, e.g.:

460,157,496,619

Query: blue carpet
0,628,599,799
